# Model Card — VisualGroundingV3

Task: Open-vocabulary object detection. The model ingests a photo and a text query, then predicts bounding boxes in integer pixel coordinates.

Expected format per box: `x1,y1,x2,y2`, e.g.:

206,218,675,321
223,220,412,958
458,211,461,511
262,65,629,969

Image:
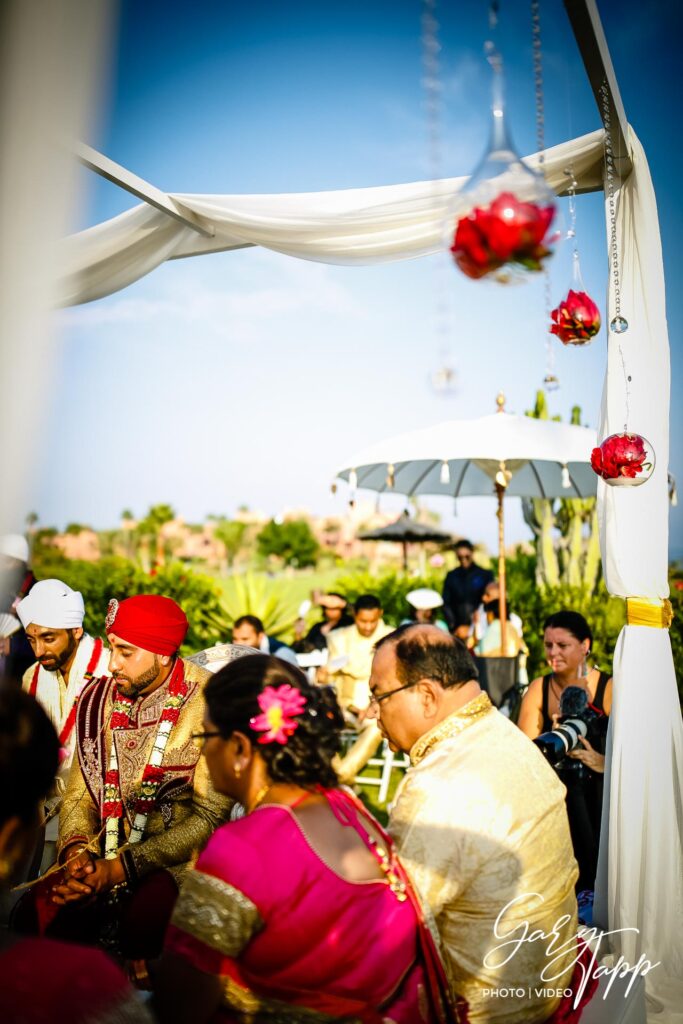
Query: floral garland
104,660,188,860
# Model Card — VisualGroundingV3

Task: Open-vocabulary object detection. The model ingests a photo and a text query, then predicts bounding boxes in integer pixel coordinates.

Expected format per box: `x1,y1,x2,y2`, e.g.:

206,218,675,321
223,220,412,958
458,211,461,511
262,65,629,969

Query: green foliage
505,547,626,679
331,568,446,626
256,519,320,568
220,571,300,638
136,504,175,534
668,564,683,700
213,519,248,567
65,523,91,535
32,555,229,655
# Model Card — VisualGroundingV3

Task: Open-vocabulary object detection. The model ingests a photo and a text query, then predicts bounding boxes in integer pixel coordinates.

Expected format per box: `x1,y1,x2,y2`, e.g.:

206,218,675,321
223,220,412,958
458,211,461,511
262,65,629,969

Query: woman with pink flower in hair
154,654,455,1024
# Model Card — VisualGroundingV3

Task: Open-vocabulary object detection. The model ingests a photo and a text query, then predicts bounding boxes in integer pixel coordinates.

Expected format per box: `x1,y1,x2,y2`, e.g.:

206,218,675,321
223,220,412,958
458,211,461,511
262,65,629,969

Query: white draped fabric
58,129,605,307
0,0,111,532
592,130,683,1023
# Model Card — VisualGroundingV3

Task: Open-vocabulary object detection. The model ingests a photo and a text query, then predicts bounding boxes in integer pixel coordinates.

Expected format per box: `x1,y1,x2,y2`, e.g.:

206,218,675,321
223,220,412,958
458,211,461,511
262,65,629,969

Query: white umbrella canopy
336,411,598,500
335,405,598,649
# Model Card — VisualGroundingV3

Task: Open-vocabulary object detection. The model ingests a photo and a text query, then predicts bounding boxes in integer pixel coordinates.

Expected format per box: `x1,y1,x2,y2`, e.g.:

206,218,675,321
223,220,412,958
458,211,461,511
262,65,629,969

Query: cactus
523,392,600,593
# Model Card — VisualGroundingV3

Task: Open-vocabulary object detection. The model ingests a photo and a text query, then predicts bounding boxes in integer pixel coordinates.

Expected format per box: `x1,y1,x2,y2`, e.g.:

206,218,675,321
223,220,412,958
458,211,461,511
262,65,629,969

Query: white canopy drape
59,129,605,306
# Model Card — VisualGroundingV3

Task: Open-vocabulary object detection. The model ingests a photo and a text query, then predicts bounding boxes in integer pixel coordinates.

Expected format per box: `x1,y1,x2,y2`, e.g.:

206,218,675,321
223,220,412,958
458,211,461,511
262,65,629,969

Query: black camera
534,686,600,767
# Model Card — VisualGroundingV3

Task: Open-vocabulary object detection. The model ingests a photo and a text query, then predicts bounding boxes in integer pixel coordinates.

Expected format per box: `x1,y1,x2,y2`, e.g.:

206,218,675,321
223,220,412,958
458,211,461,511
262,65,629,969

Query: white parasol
335,395,597,646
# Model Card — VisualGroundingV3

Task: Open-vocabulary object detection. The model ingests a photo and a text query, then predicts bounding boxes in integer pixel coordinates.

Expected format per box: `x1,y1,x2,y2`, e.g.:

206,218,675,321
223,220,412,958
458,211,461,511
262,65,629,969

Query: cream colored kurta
326,621,393,709
21,633,110,773
389,693,578,1024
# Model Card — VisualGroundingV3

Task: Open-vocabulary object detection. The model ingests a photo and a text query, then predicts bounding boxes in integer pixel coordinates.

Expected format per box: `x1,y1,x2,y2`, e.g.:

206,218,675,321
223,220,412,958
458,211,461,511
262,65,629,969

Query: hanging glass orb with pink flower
444,44,559,284
590,432,655,487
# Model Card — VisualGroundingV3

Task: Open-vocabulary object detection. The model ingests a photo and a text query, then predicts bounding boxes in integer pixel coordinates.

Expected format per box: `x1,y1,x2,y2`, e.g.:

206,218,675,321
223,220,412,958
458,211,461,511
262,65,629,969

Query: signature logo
483,894,660,1008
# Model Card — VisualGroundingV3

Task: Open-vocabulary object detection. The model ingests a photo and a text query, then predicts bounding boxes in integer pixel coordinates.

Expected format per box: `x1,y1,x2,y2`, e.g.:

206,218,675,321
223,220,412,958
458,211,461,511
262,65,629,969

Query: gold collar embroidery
409,691,493,766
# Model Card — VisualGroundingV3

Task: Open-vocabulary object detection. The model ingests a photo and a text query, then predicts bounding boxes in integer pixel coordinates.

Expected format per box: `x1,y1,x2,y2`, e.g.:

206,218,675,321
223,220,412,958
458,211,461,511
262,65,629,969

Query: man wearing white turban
15,580,110,874
17,580,110,868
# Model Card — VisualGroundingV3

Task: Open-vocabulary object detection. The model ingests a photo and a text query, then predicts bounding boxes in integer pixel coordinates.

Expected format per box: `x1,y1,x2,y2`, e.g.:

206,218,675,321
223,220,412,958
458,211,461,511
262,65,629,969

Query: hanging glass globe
590,432,655,487
543,373,560,392
550,252,601,346
430,363,458,395
443,48,558,284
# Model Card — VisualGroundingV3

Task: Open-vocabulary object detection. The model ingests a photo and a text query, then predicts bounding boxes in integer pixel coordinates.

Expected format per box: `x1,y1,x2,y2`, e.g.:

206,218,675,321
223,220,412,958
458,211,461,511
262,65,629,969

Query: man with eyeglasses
367,625,579,1024
441,539,494,635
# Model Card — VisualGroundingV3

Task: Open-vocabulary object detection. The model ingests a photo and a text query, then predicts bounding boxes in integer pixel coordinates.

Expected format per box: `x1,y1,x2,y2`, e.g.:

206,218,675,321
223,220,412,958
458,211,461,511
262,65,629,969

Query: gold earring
234,763,242,779
0,857,12,881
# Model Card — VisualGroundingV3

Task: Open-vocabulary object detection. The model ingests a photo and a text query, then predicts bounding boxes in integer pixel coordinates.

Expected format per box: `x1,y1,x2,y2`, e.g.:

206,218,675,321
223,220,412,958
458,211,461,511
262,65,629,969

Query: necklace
246,783,273,814
104,660,188,859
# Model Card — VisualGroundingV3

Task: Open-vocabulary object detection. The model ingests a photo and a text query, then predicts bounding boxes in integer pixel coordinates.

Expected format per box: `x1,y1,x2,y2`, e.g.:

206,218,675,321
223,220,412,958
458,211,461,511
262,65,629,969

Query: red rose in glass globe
451,192,556,281
550,289,601,345
590,432,655,486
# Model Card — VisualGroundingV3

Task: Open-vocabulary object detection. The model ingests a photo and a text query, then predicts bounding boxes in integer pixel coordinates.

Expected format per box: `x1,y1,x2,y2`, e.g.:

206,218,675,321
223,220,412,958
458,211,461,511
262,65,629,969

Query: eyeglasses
369,682,417,709
191,731,223,745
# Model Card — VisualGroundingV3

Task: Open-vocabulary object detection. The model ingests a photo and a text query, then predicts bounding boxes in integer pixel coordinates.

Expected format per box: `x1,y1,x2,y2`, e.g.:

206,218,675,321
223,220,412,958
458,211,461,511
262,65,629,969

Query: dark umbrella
358,513,452,571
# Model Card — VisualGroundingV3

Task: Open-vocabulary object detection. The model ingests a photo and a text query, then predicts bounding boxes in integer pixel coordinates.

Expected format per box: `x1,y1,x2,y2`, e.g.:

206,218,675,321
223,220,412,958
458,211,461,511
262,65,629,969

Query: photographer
518,611,612,891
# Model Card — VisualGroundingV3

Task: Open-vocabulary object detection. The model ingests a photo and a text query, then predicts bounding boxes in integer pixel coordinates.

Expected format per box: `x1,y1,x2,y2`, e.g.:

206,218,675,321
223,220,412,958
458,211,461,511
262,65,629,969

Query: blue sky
35,0,682,556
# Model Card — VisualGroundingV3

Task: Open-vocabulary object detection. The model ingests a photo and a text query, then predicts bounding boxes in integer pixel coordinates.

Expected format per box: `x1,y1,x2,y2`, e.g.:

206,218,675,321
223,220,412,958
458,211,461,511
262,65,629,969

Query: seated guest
401,588,449,631
474,593,524,657
322,594,392,714
322,595,393,782
292,592,352,652
232,614,298,666
518,610,612,892
154,654,453,1024
0,687,152,1023
368,626,586,1024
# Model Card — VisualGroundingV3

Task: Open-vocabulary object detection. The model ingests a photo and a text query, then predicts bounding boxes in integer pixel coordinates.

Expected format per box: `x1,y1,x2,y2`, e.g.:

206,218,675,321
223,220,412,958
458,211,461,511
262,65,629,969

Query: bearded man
18,580,110,771
52,594,231,958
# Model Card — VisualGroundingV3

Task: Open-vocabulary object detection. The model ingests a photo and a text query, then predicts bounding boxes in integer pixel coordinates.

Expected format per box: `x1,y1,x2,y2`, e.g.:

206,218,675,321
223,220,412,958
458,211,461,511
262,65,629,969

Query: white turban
17,579,85,630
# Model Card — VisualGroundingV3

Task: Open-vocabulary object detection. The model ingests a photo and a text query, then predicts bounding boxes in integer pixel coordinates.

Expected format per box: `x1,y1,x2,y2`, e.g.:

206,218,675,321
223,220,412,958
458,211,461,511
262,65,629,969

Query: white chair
355,740,410,805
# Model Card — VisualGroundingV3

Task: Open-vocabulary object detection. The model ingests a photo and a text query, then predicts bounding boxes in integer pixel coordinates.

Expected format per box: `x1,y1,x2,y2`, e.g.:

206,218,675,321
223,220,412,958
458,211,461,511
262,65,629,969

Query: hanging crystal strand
600,80,628,336
423,0,457,396
531,0,545,171
600,79,629,428
533,0,558,390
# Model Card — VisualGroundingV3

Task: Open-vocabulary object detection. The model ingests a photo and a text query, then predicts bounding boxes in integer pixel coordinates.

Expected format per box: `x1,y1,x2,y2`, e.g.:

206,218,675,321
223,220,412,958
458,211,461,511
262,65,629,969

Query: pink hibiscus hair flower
249,684,307,745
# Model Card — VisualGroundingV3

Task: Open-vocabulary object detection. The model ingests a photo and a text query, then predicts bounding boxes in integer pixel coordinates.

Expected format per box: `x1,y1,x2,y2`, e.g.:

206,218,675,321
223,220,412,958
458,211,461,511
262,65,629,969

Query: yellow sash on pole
626,597,674,629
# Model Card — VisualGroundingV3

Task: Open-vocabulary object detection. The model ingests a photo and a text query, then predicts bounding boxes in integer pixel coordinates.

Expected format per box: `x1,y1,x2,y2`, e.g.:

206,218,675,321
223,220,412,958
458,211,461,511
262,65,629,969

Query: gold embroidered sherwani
389,693,578,1024
58,659,231,884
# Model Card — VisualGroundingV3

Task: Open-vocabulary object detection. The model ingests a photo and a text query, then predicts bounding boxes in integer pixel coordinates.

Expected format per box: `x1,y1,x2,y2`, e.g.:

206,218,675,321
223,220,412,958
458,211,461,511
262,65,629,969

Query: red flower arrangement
450,191,556,280
550,289,601,345
591,433,653,483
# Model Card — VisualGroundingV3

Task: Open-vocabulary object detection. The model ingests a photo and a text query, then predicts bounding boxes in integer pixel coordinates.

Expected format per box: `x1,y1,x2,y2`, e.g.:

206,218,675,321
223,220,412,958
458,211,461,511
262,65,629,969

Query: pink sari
165,787,457,1023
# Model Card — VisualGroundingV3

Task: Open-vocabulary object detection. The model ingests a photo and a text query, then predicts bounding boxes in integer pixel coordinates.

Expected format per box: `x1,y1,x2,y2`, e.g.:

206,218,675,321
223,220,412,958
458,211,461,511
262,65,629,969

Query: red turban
105,595,188,656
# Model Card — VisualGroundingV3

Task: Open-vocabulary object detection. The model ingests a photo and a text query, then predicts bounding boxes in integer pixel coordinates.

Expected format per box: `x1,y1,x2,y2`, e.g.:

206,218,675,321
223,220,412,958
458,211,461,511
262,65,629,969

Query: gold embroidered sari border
220,974,358,1023
171,868,263,958
410,692,493,765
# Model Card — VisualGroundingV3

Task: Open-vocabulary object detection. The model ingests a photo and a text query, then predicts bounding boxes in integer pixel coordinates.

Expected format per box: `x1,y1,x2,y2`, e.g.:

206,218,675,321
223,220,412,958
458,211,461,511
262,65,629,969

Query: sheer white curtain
592,129,682,1024
0,0,113,534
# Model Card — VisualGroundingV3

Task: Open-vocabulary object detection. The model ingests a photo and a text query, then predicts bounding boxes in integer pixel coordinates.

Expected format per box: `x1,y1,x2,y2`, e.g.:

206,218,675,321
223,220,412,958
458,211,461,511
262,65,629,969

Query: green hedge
32,554,229,655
